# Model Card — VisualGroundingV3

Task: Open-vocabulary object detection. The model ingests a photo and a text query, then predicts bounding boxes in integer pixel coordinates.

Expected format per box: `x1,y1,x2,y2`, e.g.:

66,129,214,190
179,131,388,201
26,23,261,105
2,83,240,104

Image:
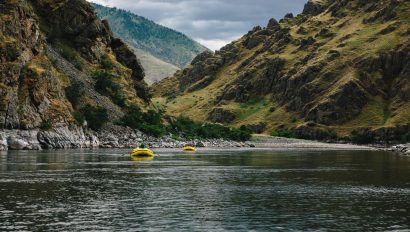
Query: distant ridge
92,3,209,83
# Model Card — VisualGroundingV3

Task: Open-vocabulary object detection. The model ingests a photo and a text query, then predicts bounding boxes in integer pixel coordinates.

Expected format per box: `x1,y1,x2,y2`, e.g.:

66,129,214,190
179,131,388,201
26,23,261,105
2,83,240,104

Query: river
1,149,410,231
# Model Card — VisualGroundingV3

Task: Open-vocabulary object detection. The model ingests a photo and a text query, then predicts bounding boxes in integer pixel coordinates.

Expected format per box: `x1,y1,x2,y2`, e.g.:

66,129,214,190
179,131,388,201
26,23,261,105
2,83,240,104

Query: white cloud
88,0,307,50
195,38,236,51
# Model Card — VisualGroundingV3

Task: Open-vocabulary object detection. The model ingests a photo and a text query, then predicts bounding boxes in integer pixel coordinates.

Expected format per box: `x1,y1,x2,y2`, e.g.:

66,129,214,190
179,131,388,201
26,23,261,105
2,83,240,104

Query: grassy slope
154,0,410,137
133,48,179,85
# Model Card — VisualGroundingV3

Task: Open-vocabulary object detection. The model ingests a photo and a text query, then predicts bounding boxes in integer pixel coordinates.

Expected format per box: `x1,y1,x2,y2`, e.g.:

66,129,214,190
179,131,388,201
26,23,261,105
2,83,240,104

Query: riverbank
0,126,380,151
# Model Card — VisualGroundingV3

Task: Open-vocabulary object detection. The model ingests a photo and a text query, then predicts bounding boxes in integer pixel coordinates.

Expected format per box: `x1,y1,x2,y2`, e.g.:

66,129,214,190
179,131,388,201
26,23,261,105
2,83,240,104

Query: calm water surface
1,149,410,231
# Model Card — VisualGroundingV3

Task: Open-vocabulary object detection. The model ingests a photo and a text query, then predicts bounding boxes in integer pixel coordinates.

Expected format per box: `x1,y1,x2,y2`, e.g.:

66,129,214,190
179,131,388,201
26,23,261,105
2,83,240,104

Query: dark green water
1,149,410,231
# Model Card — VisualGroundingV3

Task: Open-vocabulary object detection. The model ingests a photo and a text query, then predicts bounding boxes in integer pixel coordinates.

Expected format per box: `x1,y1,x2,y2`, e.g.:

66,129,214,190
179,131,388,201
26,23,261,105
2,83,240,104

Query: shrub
82,105,109,130
351,130,375,144
401,133,410,143
168,116,200,139
59,45,84,70
73,59,84,71
135,83,153,103
118,104,166,137
65,80,84,108
93,71,126,107
140,124,167,137
100,54,113,70
72,111,85,126
272,129,298,138
40,119,52,130
118,104,143,129
168,117,252,141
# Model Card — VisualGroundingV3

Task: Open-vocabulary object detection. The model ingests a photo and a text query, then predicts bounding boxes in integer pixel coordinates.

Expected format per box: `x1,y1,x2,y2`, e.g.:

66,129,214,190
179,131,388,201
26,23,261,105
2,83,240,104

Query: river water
1,149,410,231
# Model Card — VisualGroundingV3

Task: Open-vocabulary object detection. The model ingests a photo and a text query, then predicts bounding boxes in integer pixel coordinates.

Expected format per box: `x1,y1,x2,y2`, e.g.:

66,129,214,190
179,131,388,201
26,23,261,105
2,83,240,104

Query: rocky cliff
0,0,150,150
153,0,410,143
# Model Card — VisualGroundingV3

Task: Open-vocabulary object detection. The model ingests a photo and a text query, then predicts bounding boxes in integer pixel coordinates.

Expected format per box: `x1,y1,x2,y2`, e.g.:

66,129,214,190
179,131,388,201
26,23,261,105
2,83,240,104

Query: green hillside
153,0,410,143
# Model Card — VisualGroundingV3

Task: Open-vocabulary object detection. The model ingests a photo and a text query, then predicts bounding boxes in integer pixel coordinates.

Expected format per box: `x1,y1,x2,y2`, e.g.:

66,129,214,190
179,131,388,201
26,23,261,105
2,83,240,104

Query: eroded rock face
111,38,144,81
208,108,236,123
0,1,72,130
29,0,112,62
38,126,95,149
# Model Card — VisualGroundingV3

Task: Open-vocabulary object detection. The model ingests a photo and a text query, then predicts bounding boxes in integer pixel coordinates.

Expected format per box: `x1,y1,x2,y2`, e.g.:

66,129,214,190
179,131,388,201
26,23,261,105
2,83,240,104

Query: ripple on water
1,150,410,231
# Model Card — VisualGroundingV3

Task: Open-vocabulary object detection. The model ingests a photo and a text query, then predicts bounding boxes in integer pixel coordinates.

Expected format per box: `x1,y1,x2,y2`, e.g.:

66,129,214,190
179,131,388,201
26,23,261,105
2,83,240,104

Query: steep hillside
92,3,209,82
0,0,149,147
153,0,410,143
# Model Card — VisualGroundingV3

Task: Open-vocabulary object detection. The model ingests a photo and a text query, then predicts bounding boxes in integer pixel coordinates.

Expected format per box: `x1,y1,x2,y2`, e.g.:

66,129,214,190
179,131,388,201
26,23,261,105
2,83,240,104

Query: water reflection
0,149,410,231
131,156,154,162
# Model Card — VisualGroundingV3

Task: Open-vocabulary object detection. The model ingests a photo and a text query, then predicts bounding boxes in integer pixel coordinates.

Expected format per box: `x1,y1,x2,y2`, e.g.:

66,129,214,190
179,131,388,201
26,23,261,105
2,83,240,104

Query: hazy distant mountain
92,3,209,83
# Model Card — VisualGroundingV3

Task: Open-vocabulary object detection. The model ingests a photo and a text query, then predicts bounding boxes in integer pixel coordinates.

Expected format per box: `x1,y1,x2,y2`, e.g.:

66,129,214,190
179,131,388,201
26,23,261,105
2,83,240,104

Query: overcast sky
88,0,308,50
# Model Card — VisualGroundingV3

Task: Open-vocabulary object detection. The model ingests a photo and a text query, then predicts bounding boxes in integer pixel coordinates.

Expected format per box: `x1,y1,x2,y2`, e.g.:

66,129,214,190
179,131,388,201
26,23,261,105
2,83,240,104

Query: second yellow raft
183,146,197,152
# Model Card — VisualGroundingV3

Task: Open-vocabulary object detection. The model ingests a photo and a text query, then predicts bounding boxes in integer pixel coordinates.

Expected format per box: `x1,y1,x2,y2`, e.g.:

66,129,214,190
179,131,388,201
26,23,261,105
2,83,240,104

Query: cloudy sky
88,0,308,50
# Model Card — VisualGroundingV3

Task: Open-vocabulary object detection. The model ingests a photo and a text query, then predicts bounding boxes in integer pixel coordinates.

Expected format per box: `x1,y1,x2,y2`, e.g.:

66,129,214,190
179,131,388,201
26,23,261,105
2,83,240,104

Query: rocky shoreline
0,125,252,151
386,144,410,155
1,126,408,153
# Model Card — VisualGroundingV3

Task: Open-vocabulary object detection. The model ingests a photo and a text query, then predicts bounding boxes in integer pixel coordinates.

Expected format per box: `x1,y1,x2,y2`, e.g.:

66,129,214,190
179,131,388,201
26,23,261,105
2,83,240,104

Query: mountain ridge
92,3,209,83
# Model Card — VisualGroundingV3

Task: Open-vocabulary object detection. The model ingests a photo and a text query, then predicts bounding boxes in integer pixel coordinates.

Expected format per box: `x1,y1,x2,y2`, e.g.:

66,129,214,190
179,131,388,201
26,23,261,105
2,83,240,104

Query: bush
118,104,143,129
135,83,153,103
272,129,298,138
140,124,167,137
401,133,410,143
168,117,252,141
40,119,52,130
65,80,84,108
100,54,113,70
82,105,109,130
93,71,126,107
73,59,84,71
72,111,85,126
351,130,375,144
59,45,84,70
118,104,166,137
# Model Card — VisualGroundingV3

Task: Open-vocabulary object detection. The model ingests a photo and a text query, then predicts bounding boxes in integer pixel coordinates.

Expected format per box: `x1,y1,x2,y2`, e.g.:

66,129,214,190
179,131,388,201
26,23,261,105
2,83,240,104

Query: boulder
196,141,205,147
267,18,280,30
37,126,89,149
300,37,316,48
302,1,326,16
7,136,30,150
284,13,294,19
0,133,7,151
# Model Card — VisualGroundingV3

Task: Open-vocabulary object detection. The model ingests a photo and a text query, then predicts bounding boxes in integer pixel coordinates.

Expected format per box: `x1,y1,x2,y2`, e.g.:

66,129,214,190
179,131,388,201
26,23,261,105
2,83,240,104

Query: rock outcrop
208,108,236,123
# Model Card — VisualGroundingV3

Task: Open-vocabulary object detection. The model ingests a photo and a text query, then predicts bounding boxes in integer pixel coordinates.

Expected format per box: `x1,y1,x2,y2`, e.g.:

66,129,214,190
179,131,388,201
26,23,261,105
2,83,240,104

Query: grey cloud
89,0,307,50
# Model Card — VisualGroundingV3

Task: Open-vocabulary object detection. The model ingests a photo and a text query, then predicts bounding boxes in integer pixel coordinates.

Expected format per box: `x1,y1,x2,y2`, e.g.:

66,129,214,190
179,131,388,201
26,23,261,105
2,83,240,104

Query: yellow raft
183,146,197,152
130,148,155,157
